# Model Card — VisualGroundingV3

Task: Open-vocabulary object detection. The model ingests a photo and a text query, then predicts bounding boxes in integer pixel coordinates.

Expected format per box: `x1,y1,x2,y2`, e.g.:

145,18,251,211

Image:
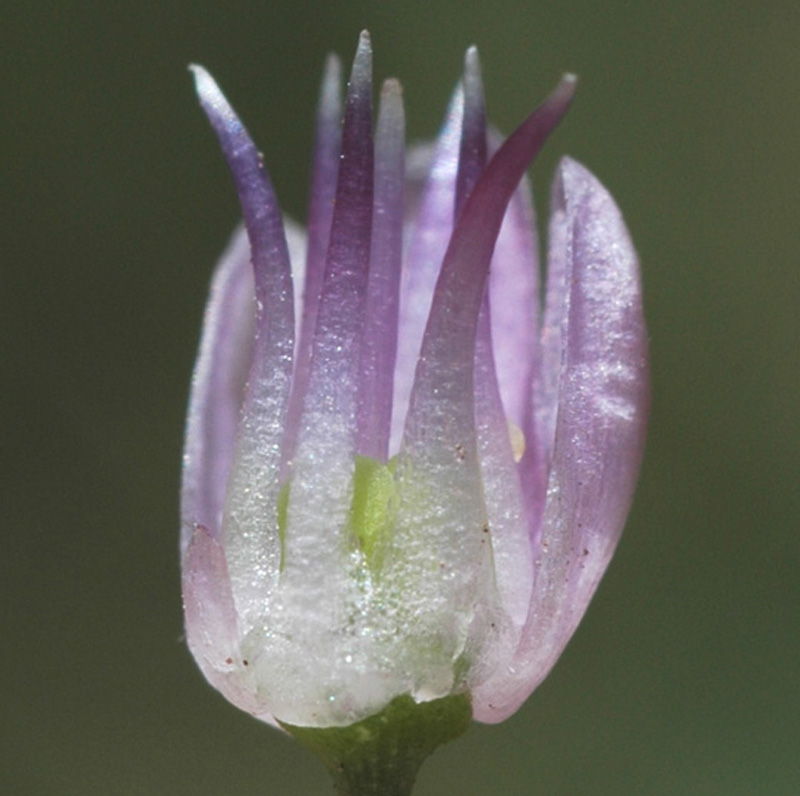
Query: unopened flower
182,29,647,747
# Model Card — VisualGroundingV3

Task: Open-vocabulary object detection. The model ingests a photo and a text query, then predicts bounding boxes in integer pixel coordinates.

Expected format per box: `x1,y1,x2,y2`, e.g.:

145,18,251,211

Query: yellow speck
508,420,526,462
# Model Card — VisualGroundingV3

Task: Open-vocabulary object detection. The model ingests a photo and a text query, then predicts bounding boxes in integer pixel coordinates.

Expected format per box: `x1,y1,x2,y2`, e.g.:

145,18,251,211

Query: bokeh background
4,1,799,794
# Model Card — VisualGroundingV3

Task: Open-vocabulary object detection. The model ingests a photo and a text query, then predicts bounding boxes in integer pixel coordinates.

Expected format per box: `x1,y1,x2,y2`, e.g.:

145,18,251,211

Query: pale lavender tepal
181,32,648,730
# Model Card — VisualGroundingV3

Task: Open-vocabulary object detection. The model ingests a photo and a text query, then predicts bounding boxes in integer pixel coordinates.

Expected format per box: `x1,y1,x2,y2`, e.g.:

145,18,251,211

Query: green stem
281,693,472,796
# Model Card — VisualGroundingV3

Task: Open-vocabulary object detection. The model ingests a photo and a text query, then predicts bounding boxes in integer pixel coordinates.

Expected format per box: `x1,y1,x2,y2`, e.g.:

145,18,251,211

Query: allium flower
182,30,647,749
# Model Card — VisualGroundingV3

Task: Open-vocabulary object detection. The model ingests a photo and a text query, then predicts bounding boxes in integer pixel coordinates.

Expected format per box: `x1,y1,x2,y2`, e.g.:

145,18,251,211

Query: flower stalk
282,693,471,796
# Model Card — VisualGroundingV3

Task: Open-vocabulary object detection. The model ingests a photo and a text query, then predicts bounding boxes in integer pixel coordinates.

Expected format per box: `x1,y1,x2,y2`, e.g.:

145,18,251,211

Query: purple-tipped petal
472,157,648,723
191,66,295,627
282,31,373,575
457,51,534,631
181,227,254,557
282,54,343,475
391,84,463,454
191,67,294,341
404,75,576,457
393,76,576,678
357,78,405,461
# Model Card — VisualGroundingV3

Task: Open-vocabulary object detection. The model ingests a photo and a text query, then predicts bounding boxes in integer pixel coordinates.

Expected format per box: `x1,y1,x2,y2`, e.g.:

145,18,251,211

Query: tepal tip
350,30,373,89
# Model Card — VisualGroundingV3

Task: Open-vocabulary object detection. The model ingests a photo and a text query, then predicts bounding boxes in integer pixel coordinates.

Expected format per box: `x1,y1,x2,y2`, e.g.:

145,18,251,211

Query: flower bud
182,32,648,748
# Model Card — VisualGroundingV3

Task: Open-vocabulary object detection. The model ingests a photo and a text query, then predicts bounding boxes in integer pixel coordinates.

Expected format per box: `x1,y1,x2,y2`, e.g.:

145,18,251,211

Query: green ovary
348,455,397,572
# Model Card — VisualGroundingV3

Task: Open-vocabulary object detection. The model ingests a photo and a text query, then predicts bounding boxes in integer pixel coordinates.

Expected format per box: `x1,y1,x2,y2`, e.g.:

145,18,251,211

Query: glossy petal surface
472,157,648,722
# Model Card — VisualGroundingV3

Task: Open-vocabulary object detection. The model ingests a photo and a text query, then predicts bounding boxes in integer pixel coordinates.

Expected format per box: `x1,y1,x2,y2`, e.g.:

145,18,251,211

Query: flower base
281,693,472,796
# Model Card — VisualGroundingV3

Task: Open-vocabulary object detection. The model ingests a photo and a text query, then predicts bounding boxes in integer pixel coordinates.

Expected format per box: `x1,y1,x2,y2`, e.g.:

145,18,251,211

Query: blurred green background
4,1,799,794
